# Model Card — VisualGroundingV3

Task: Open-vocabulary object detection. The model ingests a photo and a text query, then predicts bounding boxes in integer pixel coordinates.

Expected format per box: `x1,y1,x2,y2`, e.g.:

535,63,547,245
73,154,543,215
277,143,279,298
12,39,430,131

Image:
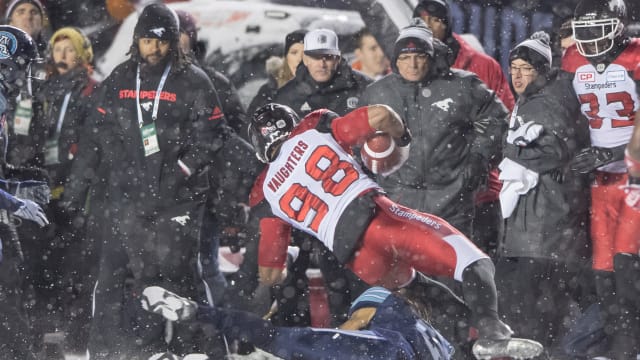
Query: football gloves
13,199,49,227
570,145,625,174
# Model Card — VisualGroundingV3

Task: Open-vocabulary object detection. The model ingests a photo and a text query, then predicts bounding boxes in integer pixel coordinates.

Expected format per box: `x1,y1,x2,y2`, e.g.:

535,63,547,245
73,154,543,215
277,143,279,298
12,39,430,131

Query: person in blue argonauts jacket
142,285,454,360
0,24,49,360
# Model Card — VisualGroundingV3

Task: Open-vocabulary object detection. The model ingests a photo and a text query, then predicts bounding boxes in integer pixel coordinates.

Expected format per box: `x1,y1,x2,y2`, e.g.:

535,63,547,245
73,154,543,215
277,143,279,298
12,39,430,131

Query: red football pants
591,171,640,271
347,195,488,288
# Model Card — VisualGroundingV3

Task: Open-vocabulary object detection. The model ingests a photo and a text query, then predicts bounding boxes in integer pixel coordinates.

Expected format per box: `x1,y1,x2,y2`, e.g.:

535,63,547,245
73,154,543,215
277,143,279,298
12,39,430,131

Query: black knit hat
394,18,434,59
134,3,179,42
284,29,307,57
413,0,450,26
509,31,552,72
5,0,44,21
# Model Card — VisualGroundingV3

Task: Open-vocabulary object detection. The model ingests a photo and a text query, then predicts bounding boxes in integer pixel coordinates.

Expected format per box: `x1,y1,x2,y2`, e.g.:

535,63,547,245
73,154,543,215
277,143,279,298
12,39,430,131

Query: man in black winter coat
496,31,590,358
273,28,372,117
67,4,233,359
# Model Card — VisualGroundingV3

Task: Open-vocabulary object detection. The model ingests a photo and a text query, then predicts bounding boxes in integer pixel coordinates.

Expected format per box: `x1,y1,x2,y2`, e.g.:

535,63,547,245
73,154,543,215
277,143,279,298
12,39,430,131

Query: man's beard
143,52,170,67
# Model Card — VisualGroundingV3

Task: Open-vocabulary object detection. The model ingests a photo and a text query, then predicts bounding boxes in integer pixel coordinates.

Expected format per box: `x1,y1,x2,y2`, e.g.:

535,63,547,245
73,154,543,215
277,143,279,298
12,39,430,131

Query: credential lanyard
508,102,521,129
54,92,72,137
136,62,171,128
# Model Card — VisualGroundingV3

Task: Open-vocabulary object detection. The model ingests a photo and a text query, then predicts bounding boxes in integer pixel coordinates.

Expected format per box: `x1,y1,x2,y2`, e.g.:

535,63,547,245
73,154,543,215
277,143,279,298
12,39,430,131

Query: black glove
394,126,412,147
465,153,488,192
570,145,624,174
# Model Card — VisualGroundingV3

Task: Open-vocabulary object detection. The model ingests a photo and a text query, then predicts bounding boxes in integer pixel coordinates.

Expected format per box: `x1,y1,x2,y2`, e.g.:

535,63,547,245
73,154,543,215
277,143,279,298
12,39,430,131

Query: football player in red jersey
562,0,640,357
247,102,543,359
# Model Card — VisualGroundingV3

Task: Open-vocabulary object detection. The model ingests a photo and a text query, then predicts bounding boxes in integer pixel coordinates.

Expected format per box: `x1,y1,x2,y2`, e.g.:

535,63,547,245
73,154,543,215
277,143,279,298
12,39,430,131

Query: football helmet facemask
249,103,299,163
571,0,627,57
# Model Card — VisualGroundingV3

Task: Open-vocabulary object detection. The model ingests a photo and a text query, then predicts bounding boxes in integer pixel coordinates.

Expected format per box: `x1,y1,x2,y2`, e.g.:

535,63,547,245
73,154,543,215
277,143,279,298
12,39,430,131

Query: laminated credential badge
141,122,160,156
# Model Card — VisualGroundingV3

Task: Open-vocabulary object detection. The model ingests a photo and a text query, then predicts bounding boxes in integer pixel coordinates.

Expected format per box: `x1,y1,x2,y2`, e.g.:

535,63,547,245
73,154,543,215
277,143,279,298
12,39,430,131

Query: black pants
88,202,227,359
0,217,37,360
495,257,582,356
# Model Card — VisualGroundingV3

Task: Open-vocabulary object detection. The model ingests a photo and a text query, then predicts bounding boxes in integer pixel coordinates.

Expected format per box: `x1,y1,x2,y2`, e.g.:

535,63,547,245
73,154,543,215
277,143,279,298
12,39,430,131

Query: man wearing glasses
361,18,508,358
497,31,590,358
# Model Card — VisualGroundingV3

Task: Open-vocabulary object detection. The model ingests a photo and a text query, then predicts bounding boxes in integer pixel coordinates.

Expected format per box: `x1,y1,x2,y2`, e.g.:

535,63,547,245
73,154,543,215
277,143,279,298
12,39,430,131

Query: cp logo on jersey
577,72,595,82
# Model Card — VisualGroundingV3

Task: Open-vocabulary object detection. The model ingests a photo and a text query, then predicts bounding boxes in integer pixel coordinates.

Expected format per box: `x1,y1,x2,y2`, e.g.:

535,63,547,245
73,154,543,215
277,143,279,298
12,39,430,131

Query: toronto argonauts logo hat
304,28,340,56
0,31,19,60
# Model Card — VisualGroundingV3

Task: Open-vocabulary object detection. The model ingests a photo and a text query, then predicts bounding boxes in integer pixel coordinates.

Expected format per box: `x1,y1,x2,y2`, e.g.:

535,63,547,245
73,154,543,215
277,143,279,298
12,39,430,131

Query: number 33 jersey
258,110,379,251
562,39,640,173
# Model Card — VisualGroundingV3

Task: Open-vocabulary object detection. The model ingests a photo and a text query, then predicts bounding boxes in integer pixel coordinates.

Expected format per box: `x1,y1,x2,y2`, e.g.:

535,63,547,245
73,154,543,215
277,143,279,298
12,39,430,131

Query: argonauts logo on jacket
0,31,18,59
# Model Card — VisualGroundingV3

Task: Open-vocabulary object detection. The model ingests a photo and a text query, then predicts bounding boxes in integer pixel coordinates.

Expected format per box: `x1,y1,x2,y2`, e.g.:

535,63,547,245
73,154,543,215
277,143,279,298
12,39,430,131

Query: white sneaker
183,354,209,360
149,352,181,360
472,337,543,359
141,286,198,321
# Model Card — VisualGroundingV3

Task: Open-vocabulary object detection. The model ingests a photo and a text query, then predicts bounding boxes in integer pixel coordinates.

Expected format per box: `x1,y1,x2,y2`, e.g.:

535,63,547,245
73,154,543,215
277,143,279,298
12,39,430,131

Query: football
360,132,404,175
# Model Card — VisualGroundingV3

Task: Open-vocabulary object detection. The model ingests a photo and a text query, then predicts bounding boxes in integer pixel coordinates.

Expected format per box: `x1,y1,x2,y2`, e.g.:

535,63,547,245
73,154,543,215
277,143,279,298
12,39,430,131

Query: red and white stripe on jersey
562,40,640,173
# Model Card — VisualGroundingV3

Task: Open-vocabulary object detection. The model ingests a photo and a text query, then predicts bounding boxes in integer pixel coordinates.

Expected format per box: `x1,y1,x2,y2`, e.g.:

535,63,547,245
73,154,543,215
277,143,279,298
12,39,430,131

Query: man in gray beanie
362,18,544,359
68,3,234,359
497,31,589,358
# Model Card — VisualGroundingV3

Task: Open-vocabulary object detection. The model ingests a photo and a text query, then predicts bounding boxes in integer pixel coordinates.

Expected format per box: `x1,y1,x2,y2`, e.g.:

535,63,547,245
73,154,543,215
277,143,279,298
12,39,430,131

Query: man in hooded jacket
71,4,232,359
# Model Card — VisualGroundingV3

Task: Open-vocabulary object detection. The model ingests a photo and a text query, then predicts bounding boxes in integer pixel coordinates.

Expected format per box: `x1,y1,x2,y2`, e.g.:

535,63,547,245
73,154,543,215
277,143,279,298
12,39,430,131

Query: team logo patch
346,97,359,109
0,31,18,60
140,101,152,111
317,34,327,44
150,27,166,38
433,98,454,111
577,71,596,82
171,215,190,226
208,106,223,120
261,124,276,136
606,70,625,82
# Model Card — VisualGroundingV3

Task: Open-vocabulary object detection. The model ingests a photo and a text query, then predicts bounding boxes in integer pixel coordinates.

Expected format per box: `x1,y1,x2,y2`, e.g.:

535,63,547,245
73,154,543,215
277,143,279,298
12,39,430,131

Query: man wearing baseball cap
272,28,371,117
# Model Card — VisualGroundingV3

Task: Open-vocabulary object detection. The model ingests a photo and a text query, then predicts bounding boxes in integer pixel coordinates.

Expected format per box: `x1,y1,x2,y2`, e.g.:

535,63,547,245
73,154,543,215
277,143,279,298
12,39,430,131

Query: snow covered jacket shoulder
361,70,507,232
500,69,590,260
273,59,372,116
75,59,231,213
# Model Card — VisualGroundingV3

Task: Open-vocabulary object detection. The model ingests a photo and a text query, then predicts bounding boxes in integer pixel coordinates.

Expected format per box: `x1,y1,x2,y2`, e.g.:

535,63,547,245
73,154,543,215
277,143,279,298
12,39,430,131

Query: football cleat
141,286,198,322
472,337,543,359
